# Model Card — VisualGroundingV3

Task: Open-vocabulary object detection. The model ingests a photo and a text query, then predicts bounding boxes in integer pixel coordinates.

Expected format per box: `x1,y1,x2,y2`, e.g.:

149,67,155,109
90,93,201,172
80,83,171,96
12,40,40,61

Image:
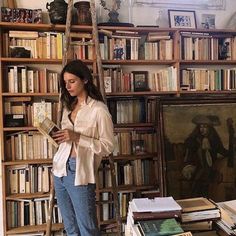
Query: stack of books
215,199,236,235
176,197,220,235
125,197,192,236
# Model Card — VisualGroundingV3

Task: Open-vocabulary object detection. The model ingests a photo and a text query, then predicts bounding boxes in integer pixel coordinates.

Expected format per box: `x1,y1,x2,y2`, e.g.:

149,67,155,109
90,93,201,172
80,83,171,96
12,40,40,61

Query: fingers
52,129,73,143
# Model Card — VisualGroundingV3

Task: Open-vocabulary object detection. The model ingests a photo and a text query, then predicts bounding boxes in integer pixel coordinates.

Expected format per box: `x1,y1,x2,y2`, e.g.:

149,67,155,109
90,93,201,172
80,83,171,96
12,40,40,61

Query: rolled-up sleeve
78,107,115,156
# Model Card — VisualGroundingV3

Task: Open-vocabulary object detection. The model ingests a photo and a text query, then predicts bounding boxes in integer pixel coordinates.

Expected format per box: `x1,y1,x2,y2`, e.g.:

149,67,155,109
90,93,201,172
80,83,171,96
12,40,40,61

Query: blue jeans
54,157,100,236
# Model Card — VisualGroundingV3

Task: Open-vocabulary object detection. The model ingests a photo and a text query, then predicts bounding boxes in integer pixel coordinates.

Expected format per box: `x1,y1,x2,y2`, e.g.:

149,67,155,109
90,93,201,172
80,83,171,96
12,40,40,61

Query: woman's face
63,72,86,97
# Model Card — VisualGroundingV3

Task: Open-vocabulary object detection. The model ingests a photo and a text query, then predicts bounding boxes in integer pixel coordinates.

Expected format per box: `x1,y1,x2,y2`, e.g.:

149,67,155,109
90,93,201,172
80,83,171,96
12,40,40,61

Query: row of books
7,164,52,194
101,192,134,221
181,68,236,91
143,40,173,60
6,65,59,93
5,131,57,161
98,159,156,188
7,198,62,228
4,30,94,60
108,99,146,124
99,30,173,60
112,131,158,156
108,99,158,124
181,35,236,60
4,100,59,128
103,67,177,93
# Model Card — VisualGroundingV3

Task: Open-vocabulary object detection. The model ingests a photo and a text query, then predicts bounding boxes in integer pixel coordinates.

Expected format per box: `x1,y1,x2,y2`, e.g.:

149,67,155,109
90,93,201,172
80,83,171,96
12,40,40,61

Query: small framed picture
168,10,197,29
132,140,146,154
201,14,215,29
132,71,149,92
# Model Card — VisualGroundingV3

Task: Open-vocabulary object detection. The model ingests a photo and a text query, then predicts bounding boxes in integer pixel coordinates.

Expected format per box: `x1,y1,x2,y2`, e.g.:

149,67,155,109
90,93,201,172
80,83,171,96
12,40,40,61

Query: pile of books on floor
125,196,192,236
215,199,236,235
176,197,221,236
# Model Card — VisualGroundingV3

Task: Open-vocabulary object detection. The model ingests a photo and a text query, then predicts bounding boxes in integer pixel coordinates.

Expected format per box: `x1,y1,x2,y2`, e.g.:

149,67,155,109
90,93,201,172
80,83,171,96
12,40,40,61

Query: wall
7,0,236,29
1,0,236,235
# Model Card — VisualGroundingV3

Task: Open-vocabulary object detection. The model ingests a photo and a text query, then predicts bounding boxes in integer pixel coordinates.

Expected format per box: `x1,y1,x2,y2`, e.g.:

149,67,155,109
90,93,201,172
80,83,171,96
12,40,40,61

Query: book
138,218,184,236
37,117,60,148
132,197,182,213
176,197,216,213
181,220,213,231
180,209,220,223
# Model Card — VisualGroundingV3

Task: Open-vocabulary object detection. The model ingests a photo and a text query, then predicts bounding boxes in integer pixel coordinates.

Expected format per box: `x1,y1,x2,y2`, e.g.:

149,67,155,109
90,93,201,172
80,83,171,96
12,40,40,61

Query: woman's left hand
52,129,80,144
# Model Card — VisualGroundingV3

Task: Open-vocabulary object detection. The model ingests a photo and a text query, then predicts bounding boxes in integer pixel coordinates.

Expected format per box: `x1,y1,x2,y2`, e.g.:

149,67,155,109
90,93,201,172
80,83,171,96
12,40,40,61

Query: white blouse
52,96,115,186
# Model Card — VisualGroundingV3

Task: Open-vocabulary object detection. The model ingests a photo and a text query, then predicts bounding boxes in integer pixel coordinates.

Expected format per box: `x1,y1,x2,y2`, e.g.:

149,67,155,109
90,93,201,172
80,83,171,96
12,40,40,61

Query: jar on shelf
74,1,92,25
46,0,68,24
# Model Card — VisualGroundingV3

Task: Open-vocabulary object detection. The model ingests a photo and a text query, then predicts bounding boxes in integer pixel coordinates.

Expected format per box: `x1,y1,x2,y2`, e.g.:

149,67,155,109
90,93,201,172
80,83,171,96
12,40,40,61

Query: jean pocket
68,158,76,173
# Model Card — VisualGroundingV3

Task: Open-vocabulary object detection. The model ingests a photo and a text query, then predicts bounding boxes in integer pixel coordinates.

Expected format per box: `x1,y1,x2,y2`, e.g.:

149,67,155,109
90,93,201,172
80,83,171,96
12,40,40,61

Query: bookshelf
95,26,236,233
0,22,95,235
2,22,236,235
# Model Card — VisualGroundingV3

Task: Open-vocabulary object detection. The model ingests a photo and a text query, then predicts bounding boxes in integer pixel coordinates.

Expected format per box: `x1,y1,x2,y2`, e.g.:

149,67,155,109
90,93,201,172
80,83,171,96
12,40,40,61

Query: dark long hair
60,60,104,110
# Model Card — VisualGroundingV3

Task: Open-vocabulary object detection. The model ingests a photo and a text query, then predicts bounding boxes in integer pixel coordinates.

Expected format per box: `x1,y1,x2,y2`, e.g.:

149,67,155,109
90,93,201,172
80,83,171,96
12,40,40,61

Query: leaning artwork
161,100,236,202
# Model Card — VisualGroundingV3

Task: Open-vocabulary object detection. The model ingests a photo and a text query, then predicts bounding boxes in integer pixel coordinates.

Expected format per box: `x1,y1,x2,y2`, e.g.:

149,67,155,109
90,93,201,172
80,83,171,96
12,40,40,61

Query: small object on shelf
46,0,68,24
10,46,31,58
4,114,25,127
1,7,42,23
100,0,121,23
168,9,197,29
132,140,146,154
132,71,149,92
99,0,134,27
74,1,92,25
201,14,216,29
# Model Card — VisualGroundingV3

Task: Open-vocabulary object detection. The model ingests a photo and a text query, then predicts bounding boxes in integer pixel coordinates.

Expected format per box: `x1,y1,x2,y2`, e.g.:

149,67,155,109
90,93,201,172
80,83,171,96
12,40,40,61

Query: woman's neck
76,92,88,106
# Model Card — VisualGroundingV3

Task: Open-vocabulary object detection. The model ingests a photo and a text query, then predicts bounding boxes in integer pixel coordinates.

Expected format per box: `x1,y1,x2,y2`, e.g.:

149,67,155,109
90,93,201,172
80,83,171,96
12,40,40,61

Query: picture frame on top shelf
132,71,149,92
168,9,197,29
160,98,236,202
201,14,215,29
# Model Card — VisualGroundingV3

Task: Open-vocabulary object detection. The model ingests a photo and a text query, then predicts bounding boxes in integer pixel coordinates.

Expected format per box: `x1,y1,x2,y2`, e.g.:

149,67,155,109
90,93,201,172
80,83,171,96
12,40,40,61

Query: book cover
37,117,60,148
176,197,216,213
138,218,184,236
132,197,182,213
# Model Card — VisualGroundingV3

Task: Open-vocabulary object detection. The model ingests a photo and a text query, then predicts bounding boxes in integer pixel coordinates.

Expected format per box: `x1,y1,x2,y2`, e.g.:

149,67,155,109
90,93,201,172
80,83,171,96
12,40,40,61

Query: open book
37,117,60,148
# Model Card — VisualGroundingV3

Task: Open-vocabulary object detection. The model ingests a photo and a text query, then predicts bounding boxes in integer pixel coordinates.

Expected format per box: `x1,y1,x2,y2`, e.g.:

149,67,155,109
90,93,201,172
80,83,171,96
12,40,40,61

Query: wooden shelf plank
6,223,63,234
0,21,92,32
6,192,50,200
102,59,176,65
3,159,52,165
98,185,158,193
3,127,37,131
0,57,94,64
2,92,59,96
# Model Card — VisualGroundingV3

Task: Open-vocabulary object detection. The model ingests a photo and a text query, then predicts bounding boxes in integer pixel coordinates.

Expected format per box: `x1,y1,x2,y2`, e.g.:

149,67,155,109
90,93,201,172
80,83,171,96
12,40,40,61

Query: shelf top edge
1,22,236,34
0,22,93,31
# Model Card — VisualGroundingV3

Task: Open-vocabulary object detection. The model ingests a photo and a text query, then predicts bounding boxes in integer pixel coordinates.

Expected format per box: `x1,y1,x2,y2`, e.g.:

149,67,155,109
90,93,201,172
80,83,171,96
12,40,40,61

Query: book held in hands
37,117,60,148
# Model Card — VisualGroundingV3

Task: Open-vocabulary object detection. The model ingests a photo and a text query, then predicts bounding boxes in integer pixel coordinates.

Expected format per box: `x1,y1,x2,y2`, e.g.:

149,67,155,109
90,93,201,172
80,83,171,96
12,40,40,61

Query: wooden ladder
46,1,122,235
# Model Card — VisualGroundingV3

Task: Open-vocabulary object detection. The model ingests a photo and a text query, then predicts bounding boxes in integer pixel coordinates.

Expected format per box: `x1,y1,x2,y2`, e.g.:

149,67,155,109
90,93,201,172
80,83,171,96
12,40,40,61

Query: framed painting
168,9,197,29
160,98,236,202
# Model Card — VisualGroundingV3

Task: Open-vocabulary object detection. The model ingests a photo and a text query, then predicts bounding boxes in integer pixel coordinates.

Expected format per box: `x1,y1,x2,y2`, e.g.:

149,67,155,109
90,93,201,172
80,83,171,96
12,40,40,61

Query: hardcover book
176,197,216,213
138,218,184,236
37,117,60,148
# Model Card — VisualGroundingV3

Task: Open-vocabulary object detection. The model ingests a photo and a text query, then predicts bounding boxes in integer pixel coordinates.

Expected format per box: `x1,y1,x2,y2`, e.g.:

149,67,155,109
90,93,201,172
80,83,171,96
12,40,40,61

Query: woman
52,60,115,236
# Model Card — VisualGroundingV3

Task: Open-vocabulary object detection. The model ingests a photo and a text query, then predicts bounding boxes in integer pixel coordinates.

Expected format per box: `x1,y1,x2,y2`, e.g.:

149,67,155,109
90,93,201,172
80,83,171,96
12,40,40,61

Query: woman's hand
52,129,80,144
